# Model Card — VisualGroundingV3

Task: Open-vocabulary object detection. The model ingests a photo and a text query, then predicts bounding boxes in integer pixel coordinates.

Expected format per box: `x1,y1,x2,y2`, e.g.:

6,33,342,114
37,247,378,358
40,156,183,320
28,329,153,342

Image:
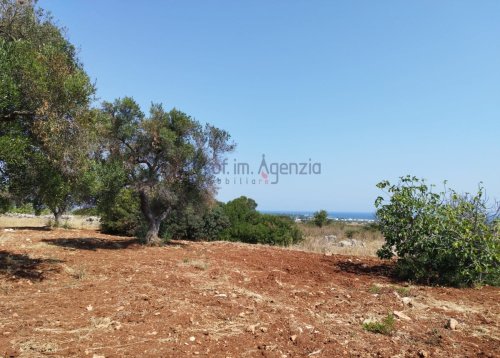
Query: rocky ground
0,228,498,357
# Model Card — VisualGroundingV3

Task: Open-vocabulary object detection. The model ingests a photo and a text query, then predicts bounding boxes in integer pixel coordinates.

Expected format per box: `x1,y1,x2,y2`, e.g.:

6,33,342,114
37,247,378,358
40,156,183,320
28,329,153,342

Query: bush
99,188,142,236
375,176,500,287
313,210,328,227
161,203,230,241
219,196,302,246
97,192,302,246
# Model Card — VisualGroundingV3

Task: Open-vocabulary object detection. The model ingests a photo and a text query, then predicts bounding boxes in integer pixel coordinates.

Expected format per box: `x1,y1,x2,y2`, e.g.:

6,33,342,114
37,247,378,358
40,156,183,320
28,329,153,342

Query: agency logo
215,154,321,185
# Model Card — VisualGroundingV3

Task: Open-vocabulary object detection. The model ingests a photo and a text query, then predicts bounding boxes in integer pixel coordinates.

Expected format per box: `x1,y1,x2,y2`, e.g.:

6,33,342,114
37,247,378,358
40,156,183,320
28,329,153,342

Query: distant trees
99,98,234,245
375,176,500,287
313,209,328,227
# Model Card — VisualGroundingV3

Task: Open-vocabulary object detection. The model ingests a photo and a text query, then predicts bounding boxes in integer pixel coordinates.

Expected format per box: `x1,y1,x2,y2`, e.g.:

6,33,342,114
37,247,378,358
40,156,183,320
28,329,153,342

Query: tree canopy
100,97,235,244
0,0,97,223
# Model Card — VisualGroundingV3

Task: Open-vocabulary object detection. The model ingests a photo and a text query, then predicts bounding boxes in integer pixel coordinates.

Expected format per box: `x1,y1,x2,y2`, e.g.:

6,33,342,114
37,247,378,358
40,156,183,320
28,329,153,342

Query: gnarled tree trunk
51,207,65,227
139,190,165,246
144,218,162,246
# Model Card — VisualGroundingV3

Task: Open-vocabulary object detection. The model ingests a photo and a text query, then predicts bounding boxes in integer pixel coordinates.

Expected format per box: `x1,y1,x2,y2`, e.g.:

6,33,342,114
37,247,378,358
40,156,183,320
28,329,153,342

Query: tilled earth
0,229,498,357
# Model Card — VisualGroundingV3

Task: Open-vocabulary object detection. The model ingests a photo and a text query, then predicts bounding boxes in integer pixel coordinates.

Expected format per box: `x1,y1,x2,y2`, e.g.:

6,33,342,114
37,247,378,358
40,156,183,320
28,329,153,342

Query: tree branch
1,111,35,121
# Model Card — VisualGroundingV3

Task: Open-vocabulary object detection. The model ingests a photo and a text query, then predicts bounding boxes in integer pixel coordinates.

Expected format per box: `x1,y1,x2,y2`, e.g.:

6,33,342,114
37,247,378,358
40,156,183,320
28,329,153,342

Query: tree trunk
144,219,162,246
139,189,164,246
53,210,63,227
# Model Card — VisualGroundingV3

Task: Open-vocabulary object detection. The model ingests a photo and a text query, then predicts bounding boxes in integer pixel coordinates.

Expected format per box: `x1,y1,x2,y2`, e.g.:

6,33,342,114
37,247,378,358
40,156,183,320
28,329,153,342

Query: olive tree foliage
375,176,500,287
100,97,234,245
312,209,328,227
0,0,97,223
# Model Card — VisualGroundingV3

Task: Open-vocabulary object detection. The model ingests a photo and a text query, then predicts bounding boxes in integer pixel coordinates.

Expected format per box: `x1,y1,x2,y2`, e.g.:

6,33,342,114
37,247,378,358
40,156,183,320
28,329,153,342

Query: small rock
418,350,429,358
214,293,227,298
189,336,196,342
86,305,93,311
290,334,297,343
446,318,458,330
393,311,411,321
402,297,412,306
260,327,268,333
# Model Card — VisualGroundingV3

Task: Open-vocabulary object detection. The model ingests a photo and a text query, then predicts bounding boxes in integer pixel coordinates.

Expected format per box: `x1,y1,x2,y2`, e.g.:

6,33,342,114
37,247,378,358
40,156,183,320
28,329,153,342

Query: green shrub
0,192,10,213
313,209,328,227
375,176,500,287
219,196,302,246
161,203,230,241
97,192,302,246
363,314,395,335
99,188,142,236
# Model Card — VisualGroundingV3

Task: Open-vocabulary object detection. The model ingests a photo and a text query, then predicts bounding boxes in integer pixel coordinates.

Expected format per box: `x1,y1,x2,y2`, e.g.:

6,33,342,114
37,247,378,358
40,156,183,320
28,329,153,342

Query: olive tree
0,0,97,222
102,98,234,245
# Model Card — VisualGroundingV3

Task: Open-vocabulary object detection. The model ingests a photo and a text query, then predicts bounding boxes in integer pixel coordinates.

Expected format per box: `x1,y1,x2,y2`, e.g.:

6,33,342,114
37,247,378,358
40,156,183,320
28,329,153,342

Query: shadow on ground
334,259,397,280
42,237,141,251
0,251,63,281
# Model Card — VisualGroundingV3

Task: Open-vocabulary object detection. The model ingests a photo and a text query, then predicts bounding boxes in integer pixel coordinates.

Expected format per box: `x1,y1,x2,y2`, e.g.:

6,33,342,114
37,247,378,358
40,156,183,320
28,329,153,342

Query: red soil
0,229,498,357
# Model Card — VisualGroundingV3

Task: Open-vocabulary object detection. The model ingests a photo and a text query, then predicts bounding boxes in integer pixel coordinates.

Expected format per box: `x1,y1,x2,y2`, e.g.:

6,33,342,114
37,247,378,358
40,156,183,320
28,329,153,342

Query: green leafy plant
363,314,395,335
375,176,500,287
99,188,142,236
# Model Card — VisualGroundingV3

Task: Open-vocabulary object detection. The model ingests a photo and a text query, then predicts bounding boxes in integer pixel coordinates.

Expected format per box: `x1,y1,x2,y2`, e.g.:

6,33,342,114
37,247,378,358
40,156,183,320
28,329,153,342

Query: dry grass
0,215,100,230
292,222,384,257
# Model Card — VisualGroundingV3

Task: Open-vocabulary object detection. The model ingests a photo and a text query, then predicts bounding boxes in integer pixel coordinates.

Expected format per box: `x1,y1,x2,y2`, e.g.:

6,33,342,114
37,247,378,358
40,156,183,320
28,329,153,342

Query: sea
261,211,376,222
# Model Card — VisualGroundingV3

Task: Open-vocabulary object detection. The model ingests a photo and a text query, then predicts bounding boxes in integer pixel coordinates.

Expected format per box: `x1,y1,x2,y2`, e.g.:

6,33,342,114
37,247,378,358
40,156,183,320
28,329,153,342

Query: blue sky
40,1,500,211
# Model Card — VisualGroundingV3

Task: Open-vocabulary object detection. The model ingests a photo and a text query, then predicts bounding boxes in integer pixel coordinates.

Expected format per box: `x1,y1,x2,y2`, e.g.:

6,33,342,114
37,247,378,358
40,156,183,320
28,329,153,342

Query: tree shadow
42,237,141,251
0,250,63,281
333,259,399,281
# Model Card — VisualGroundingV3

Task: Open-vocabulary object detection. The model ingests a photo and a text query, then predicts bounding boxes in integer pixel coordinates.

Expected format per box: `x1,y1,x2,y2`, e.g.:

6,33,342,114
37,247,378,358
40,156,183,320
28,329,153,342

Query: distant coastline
260,210,376,222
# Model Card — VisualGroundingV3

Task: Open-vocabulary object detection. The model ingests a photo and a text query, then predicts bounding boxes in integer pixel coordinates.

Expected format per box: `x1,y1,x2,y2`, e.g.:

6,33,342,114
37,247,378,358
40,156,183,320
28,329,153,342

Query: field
292,222,384,257
0,220,498,357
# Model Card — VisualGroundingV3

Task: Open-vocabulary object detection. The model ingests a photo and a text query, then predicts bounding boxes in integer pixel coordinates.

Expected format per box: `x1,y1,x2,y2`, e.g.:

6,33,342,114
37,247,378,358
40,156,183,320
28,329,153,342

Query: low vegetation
100,194,302,246
362,313,396,335
294,221,384,256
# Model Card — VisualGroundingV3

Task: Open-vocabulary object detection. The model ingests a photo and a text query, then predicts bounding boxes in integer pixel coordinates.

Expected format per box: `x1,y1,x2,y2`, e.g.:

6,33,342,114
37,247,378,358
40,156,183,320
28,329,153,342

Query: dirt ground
0,228,498,357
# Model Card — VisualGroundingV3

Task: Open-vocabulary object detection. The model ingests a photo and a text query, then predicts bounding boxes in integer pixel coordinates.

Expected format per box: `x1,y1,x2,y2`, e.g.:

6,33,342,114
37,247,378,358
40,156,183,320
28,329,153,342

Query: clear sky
40,0,500,212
